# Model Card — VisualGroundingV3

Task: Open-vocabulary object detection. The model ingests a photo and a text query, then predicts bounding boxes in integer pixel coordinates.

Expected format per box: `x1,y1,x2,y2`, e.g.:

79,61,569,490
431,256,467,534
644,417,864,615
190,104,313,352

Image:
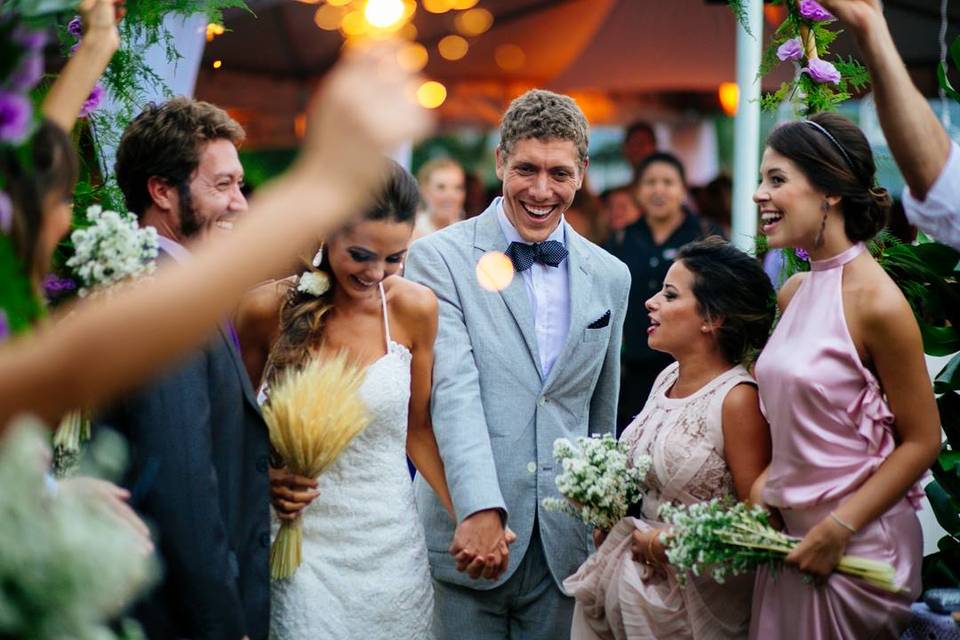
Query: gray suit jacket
405,201,631,591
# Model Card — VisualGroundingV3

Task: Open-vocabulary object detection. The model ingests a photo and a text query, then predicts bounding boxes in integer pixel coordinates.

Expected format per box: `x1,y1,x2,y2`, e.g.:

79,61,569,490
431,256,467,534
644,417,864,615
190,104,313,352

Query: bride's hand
269,467,319,521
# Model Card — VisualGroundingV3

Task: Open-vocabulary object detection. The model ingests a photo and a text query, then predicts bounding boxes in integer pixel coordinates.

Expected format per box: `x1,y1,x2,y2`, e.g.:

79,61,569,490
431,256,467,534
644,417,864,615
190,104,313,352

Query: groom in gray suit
405,89,630,639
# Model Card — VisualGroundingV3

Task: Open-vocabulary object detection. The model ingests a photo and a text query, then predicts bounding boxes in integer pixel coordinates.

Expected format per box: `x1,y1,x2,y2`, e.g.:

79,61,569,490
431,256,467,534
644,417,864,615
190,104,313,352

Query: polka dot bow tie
506,240,569,272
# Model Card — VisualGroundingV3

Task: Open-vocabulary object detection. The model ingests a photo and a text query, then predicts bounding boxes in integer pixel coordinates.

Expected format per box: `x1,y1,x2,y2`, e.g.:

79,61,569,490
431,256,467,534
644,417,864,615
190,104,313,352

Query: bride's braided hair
264,160,420,382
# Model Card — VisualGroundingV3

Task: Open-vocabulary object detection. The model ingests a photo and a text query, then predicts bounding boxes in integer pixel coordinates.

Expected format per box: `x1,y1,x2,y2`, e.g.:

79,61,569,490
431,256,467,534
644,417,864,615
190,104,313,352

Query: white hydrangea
66,205,159,297
297,270,331,297
542,433,651,531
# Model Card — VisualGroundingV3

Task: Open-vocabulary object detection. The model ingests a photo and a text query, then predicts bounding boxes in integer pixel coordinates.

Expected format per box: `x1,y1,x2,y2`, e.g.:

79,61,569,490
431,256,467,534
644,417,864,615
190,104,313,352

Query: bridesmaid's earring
814,201,829,248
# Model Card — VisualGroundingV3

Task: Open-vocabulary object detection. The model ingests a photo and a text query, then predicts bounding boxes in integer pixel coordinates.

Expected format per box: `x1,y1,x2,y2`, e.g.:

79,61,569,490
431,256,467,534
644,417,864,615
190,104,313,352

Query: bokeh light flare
476,252,515,292
454,8,493,36
364,0,405,29
438,35,469,61
397,42,429,72
416,81,447,109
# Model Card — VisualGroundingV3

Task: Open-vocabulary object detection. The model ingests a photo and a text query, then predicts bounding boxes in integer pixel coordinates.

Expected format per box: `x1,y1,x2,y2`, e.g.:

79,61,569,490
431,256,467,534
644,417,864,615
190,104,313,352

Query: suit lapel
218,325,262,413
544,229,591,392
473,205,542,380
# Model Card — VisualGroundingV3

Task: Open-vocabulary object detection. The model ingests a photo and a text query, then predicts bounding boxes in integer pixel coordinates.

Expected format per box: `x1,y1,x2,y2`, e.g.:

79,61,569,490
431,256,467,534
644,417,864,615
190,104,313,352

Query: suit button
538,396,547,407
256,455,269,473
527,462,536,474
260,532,271,548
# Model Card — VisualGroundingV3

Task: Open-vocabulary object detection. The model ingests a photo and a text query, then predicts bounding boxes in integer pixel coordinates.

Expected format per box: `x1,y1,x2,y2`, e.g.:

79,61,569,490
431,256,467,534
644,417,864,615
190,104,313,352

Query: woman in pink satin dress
566,238,776,639
750,112,941,639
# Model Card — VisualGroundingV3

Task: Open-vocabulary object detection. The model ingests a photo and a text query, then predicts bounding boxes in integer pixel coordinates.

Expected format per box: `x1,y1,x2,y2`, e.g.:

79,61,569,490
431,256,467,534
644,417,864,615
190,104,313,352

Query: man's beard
176,181,203,239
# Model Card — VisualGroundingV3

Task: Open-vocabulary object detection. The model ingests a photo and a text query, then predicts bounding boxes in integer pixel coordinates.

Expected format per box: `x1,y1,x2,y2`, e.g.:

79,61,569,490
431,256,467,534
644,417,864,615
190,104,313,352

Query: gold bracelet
829,511,857,534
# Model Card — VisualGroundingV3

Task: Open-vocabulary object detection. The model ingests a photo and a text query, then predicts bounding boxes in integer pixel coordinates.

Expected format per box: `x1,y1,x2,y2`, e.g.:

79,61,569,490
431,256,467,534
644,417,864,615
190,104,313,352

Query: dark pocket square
587,310,611,329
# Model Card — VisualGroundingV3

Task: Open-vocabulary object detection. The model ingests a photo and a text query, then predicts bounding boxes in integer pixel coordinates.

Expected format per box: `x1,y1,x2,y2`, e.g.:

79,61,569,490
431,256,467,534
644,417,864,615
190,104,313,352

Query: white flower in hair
297,270,331,297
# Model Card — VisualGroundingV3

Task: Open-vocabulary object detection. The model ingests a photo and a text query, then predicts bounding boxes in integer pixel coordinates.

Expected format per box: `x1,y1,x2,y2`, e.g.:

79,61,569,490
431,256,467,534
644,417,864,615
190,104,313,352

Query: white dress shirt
903,140,960,250
496,198,571,379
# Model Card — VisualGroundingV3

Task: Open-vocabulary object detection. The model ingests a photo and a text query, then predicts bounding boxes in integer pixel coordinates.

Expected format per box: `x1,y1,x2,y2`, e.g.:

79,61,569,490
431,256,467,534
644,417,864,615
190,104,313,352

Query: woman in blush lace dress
565,238,776,640
749,113,941,639
236,162,454,640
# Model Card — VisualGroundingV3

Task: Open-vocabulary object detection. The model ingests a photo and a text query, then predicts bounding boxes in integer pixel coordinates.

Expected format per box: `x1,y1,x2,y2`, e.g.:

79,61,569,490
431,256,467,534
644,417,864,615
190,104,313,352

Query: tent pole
730,0,763,252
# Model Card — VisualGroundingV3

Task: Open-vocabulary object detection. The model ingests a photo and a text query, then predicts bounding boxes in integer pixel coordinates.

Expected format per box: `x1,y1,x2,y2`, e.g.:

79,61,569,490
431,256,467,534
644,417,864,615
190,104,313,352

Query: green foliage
726,0,754,38
0,236,43,335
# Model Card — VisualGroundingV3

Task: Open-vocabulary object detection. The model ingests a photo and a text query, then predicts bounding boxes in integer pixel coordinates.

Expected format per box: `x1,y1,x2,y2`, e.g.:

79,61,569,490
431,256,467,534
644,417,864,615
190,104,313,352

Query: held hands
449,509,516,580
269,467,320,522
785,515,853,580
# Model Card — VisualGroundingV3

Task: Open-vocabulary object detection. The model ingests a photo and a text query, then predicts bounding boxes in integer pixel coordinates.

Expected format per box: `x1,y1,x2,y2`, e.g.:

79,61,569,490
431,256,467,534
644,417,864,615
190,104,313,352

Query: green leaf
936,356,960,394
920,323,960,356
938,62,960,104
926,480,960,535
942,451,960,472
951,35,960,74
915,243,960,276
939,392,960,448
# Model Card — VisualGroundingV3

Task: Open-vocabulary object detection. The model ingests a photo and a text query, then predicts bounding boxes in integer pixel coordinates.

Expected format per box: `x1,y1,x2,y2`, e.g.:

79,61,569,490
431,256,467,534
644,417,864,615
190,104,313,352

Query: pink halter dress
750,242,924,640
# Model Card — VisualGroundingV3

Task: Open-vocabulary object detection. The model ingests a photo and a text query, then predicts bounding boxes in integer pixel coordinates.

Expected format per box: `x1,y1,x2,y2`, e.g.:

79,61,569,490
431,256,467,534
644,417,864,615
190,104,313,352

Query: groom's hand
450,509,508,580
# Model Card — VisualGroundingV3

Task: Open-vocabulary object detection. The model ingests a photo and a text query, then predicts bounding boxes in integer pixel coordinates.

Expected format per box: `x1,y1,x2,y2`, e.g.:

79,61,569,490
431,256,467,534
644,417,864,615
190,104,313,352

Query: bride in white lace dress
236,163,454,640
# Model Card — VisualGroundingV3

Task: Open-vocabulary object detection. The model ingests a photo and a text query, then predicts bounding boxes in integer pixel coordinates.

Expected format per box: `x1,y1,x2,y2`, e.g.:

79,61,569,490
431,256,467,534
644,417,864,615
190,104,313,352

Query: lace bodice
620,363,755,520
269,283,435,640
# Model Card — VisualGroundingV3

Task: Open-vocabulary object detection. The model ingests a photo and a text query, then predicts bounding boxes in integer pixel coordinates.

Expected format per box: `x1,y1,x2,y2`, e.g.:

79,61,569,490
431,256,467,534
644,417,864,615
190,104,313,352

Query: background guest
414,157,465,239
607,152,723,433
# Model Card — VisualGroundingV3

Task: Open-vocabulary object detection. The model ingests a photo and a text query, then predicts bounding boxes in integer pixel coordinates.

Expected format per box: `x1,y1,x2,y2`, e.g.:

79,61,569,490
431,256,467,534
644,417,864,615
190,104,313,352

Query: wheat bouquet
262,352,371,579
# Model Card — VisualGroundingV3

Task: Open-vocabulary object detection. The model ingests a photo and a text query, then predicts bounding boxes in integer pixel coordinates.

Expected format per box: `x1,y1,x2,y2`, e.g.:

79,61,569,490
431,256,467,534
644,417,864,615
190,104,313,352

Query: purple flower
6,51,44,92
67,16,84,38
43,273,77,298
798,0,833,21
0,91,32,143
13,26,48,51
794,248,810,261
803,58,842,85
79,83,105,118
0,190,11,234
776,38,803,62
0,310,8,343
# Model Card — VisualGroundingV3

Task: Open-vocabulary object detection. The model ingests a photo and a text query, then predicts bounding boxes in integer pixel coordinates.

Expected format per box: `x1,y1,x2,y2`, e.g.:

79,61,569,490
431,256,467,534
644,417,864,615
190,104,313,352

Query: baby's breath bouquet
66,205,159,298
660,498,904,593
0,417,155,639
542,433,651,531
54,205,159,476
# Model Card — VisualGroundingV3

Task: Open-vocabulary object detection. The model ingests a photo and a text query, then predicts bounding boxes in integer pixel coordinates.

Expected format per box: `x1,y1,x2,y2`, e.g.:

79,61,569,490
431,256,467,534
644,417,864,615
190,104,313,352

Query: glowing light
451,0,478,8
416,81,447,109
454,7,493,36
315,4,347,30
294,113,307,139
476,252,514,292
495,44,525,71
365,0,405,29
397,42,429,72
422,0,453,14
719,82,739,116
212,59,222,69
341,10,369,36
399,22,418,40
328,0,352,5
295,0,321,3
438,34,469,61
206,22,225,42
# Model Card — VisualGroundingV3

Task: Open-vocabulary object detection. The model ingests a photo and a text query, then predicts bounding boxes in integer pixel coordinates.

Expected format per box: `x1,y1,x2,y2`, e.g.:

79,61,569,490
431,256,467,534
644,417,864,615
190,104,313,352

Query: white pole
730,0,763,253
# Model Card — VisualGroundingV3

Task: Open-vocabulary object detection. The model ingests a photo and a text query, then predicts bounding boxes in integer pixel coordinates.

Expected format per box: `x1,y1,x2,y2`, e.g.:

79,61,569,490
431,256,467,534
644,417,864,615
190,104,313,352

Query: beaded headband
802,120,855,172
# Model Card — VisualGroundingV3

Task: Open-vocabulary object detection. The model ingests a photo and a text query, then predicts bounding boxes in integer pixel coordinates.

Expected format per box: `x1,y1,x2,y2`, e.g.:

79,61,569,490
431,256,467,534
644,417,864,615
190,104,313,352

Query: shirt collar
495,197,567,246
156,234,191,264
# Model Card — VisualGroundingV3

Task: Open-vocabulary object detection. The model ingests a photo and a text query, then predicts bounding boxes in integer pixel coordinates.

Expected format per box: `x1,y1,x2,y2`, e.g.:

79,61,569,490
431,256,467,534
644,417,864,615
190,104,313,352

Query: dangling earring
312,245,324,267
814,201,829,248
